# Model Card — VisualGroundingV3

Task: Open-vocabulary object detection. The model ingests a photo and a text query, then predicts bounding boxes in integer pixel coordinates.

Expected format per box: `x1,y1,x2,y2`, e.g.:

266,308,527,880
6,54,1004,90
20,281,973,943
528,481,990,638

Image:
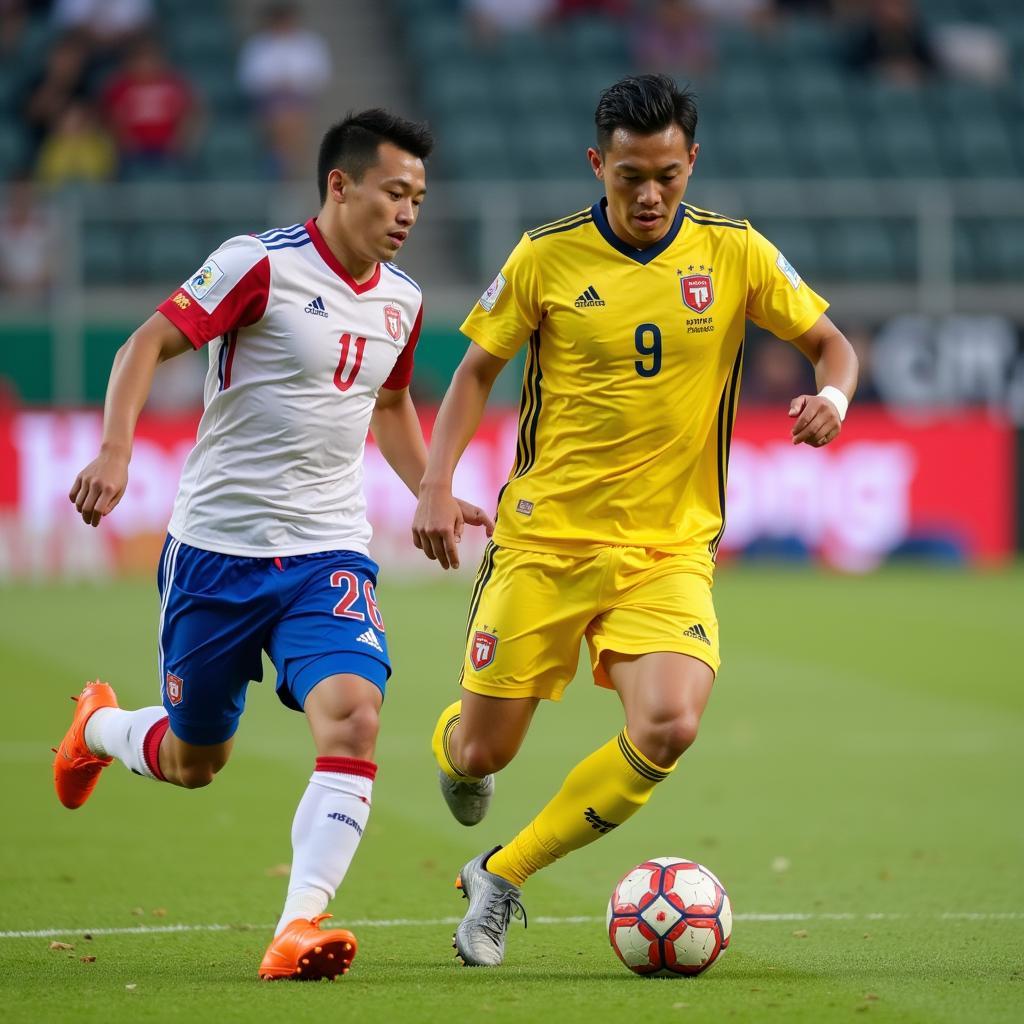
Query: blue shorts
157,535,391,746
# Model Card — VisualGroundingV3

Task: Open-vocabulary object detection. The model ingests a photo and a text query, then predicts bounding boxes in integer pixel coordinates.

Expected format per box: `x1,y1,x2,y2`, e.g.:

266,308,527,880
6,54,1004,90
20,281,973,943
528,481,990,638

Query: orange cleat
52,680,118,810
258,914,357,981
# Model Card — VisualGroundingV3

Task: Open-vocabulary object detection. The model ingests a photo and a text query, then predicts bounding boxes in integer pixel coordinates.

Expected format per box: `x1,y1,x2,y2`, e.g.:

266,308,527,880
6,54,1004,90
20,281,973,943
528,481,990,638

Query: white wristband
817,385,848,422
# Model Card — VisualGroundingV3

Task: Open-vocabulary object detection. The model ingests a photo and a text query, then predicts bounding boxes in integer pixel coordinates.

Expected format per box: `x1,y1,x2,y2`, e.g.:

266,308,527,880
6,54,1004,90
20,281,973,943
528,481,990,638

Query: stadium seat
788,68,850,118
563,17,627,66
957,118,1018,177
801,119,869,177
407,16,472,65
441,118,511,180
720,119,794,179
976,220,1024,281
423,63,493,118
199,124,265,180
503,66,569,119
171,17,235,65
819,221,897,279
516,115,590,180
138,224,203,282
877,118,942,178
780,17,838,66
82,227,127,285
756,220,820,272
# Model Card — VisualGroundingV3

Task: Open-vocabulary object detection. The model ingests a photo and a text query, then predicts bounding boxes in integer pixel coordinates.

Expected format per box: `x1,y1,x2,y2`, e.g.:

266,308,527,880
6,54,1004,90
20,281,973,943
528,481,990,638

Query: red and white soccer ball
607,857,732,977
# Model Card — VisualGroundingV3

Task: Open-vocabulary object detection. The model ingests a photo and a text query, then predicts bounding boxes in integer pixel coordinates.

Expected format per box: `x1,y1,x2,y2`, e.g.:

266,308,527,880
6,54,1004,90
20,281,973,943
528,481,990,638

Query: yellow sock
431,699,480,782
488,729,675,886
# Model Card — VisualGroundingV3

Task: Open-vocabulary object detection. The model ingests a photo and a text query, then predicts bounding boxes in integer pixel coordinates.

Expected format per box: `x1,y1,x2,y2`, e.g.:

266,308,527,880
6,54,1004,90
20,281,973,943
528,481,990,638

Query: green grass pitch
1,566,1021,1023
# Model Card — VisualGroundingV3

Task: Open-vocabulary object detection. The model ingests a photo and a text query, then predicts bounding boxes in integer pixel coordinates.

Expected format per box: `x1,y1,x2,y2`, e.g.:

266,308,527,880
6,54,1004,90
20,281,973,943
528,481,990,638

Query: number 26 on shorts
330,570,385,630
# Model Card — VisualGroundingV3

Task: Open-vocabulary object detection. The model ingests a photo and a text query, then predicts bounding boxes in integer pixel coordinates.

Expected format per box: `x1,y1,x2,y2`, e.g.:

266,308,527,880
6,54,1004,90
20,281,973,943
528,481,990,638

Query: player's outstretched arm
785,313,859,448
413,343,507,570
69,312,192,527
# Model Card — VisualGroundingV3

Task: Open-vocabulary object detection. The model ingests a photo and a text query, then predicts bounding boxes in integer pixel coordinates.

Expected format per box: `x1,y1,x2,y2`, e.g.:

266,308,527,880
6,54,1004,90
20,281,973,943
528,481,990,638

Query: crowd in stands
1,0,331,189
461,0,1009,86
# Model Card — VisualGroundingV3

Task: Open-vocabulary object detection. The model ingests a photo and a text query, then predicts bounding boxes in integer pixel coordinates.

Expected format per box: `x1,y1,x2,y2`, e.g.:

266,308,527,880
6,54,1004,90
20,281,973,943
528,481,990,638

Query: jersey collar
305,218,381,294
591,198,685,266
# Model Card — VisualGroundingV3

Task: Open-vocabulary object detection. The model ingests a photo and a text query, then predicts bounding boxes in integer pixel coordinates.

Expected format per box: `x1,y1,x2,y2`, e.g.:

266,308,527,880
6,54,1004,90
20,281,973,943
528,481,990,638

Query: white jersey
157,218,423,557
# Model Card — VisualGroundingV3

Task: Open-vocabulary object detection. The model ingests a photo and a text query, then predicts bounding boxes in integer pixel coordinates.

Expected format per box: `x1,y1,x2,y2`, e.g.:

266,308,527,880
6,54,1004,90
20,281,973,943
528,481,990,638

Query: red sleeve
156,256,270,348
382,303,423,390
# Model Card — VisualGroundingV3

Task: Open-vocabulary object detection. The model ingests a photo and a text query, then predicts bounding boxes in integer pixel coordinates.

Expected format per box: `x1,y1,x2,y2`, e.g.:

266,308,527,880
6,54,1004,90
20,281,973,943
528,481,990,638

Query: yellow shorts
461,543,720,701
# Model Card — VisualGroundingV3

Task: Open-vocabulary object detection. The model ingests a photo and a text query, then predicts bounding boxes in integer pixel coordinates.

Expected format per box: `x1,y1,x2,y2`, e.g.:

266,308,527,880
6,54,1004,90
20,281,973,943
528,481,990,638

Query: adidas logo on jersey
356,628,383,652
682,623,711,645
574,286,605,308
304,295,328,317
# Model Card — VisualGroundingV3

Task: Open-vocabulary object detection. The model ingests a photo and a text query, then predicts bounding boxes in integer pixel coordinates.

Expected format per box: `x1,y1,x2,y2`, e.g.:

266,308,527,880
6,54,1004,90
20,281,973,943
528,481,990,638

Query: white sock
275,758,376,936
85,706,167,779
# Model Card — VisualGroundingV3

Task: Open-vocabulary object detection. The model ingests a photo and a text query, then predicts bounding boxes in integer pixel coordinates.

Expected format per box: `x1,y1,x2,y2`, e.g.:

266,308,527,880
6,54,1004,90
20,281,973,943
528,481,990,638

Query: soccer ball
607,857,732,977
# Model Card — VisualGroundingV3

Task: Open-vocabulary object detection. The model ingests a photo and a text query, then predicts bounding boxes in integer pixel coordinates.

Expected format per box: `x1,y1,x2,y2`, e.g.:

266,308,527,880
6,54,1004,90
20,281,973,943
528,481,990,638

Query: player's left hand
455,498,494,539
788,394,843,447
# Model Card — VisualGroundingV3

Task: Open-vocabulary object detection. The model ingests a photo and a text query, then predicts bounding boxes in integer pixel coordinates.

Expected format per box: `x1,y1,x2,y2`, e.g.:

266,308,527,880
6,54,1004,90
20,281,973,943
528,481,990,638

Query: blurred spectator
465,0,556,42
690,0,771,26
51,0,152,58
557,0,630,17
101,36,197,178
238,2,331,181
630,0,716,78
36,101,116,187
932,23,1009,87
844,0,937,85
20,31,91,159
743,335,815,404
0,177,55,297
0,0,53,58
773,0,833,13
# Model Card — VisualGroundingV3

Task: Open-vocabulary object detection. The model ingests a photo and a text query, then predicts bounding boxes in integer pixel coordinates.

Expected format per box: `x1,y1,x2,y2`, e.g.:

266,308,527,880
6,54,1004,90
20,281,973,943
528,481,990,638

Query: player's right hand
69,451,129,528
412,484,464,570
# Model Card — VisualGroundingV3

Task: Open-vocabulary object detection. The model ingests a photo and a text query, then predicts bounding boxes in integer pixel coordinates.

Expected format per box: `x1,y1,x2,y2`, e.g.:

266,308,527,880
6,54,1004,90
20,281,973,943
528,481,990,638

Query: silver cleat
439,769,495,826
453,846,527,967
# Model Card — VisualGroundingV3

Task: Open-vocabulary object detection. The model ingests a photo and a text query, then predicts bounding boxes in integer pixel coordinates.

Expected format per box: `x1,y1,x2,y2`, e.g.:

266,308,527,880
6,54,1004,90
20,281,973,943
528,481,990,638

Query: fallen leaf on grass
125,984,137,992
48,941,73,951
864,993,880,1002
151,908,167,917
130,908,144,916
264,864,291,878
80,956,96,963
792,929,809,939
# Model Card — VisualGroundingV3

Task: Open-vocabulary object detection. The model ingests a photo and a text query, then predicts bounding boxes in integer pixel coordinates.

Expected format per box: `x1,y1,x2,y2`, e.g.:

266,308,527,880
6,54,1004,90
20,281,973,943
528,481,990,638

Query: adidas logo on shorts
356,628,383,652
682,623,711,645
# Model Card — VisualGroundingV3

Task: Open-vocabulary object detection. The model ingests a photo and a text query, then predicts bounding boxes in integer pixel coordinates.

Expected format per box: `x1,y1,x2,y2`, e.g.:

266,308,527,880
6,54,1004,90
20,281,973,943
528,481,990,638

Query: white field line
3,911,1023,940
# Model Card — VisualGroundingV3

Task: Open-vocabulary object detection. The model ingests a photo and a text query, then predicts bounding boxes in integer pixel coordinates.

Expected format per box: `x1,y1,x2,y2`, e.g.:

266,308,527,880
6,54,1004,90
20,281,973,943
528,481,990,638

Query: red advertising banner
0,406,1013,578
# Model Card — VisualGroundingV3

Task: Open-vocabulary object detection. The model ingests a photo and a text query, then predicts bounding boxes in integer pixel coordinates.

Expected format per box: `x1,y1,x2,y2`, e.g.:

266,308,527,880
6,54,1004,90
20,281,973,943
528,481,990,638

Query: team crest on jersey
165,672,184,706
680,273,714,313
185,260,223,300
470,630,498,671
384,304,402,341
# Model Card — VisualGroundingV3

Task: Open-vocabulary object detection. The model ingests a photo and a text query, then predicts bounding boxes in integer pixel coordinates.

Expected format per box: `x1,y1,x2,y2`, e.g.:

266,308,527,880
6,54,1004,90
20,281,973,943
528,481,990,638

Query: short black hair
317,109,434,203
595,74,698,150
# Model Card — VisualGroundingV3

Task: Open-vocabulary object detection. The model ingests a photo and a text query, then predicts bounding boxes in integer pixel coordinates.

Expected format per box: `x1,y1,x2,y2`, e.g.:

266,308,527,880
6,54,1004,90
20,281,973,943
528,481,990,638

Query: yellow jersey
460,198,828,570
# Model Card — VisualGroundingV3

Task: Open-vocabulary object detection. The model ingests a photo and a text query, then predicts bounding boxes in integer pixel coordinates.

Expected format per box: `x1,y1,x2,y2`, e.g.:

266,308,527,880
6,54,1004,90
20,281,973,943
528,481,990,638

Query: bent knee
458,740,512,779
634,714,702,767
175,761,222,790
316,704,381,757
